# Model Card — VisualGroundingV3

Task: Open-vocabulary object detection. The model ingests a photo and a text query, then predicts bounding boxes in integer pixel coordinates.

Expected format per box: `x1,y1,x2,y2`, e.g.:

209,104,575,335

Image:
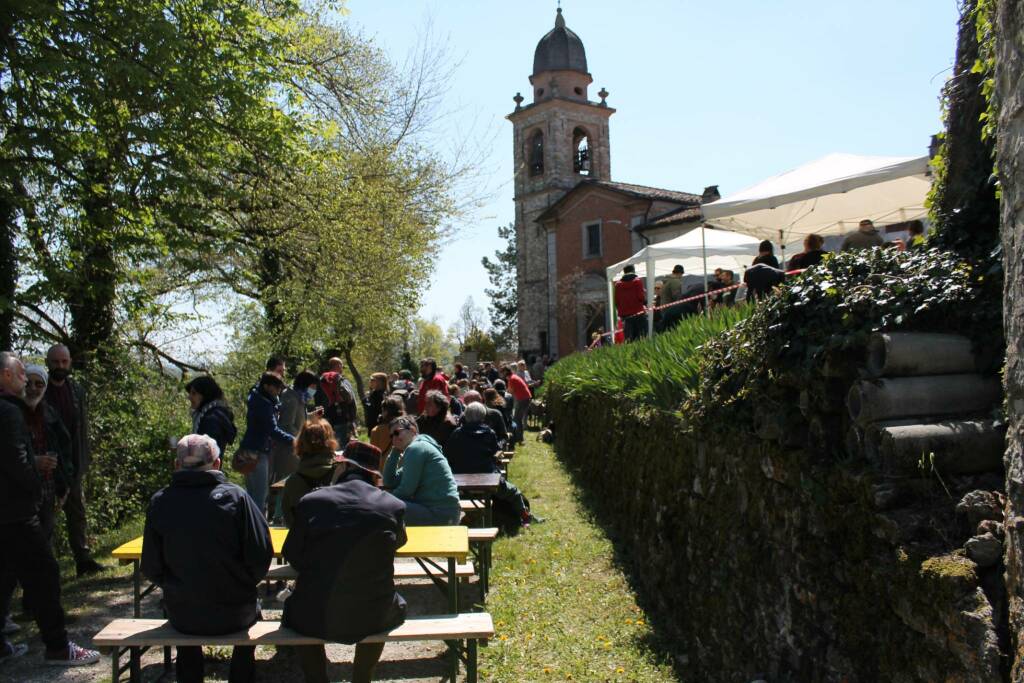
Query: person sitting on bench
444,402,534,532
141,434,273,683
282,440,404,683
382,416,461,526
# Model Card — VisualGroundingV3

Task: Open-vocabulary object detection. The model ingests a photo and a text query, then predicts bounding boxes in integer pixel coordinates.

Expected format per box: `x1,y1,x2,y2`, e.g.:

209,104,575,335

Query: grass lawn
480,438,678,682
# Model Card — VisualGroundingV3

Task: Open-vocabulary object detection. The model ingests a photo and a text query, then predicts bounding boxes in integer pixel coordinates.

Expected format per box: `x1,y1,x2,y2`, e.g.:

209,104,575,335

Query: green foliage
80,349,191,533
543,306,752,411
688,248,999,426
482,222,518,350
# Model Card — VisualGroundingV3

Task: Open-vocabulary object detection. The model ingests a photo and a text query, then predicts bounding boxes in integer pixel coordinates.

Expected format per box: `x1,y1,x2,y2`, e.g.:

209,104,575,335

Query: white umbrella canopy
605,226,762,280
605,226,762,332
701,153,932,243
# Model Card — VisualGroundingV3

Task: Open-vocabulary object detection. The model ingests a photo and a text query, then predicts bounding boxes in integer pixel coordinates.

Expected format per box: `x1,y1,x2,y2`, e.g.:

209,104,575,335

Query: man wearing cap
283,440,406,683
614,264,647,342
142,433,272,683
659,265,687,331
237,371,296,515
841,219,886,251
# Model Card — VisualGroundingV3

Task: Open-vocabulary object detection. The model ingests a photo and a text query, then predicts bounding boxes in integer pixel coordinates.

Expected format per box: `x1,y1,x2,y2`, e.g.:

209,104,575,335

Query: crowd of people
1,345,550,679
609,219,927,344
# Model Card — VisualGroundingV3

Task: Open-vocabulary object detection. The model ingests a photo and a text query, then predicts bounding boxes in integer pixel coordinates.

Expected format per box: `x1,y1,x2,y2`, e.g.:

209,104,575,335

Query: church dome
532,9,588,76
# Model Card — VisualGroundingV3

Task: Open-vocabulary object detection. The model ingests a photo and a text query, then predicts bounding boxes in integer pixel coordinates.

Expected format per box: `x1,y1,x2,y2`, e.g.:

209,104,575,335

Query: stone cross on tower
507,8,614,357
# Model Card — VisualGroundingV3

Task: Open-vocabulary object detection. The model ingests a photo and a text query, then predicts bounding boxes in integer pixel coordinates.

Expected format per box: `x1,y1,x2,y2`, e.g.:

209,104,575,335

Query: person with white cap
142,433,272,683
0,351,99,666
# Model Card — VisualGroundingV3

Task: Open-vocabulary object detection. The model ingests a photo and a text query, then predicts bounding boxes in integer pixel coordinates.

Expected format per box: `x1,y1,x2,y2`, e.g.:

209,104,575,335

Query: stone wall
547,392,1004,681
997,0,1024,679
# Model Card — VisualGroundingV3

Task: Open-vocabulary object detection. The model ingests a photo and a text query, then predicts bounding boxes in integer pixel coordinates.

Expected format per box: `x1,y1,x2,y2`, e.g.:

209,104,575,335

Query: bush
82,351,191,534
542,305,752,411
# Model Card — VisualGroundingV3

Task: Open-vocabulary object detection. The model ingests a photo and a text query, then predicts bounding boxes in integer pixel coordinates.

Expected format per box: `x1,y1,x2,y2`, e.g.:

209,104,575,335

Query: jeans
176,645,255,683
244,450,271,515
0,518,68,652
512,399,530,444
403,501,461,526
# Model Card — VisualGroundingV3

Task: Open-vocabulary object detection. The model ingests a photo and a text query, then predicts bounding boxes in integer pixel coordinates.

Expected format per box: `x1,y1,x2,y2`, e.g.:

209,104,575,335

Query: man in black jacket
283,440,407,683
0,352,99,666
142,433,272,683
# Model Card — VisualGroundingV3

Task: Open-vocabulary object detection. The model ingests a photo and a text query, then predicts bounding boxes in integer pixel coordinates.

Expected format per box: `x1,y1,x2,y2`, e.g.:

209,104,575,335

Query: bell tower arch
508,8,614,357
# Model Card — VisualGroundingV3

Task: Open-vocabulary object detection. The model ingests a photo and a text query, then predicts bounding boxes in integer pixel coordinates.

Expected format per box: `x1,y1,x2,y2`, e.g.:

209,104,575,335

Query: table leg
467,638,478,683
111,646,120,683
129,646,141,683
484,495,493,529
132,560,141,618
448,557,458,613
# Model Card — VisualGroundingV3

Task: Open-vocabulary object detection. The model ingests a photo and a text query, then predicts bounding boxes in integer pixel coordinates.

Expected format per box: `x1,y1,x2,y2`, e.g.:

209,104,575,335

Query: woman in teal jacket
382,415,460,526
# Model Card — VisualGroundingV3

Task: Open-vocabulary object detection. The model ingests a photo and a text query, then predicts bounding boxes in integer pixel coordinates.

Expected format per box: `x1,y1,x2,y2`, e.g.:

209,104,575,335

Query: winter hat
24,364,48,385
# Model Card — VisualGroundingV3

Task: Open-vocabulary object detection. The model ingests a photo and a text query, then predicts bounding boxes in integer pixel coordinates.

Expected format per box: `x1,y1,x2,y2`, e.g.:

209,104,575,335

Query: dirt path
3,559,480,682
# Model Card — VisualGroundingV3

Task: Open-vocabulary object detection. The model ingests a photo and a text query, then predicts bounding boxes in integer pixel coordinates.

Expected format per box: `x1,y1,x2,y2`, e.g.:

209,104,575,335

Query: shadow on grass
551,446,687,680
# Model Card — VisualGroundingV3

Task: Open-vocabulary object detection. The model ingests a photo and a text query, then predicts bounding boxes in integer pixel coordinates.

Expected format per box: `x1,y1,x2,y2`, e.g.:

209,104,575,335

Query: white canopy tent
701,153,931,266
605,226,761,333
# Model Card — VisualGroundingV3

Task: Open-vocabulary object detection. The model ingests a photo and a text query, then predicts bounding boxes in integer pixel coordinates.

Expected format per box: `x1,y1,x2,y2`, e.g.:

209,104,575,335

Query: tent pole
778,228,785,271
646,253,655,336
702,225,710,316
606,277,615,341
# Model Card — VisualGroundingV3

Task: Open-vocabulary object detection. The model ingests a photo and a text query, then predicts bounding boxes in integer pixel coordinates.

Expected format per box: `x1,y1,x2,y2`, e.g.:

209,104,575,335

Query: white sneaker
44,641,100,666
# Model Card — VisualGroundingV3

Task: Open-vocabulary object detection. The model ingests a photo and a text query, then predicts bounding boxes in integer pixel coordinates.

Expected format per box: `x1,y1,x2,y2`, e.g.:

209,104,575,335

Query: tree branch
132,339,209,373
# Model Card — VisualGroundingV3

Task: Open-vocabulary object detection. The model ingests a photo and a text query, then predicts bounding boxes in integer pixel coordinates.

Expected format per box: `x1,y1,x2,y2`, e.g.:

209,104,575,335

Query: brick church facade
509,9,717,360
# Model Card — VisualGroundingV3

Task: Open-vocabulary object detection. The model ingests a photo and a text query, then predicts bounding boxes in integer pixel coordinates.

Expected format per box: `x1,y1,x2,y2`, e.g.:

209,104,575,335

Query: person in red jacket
501,365,532,446
416,358,449,414
614,264,648,342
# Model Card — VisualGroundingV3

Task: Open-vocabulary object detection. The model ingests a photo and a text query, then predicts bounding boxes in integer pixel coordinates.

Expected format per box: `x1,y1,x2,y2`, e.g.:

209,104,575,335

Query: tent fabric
700,153,931,242
604,227,762,281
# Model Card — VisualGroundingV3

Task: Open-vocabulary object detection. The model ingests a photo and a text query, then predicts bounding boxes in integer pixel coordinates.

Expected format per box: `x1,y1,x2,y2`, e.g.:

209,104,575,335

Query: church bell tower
508,8,614,358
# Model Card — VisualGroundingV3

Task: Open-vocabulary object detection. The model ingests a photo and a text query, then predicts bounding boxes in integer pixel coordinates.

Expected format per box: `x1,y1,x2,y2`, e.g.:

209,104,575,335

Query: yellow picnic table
113,525,469,617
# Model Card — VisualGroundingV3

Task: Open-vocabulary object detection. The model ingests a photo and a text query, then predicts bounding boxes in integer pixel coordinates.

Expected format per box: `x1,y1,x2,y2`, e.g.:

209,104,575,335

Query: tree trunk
996,1,1024,680
342,343,366,427
0,192,16,351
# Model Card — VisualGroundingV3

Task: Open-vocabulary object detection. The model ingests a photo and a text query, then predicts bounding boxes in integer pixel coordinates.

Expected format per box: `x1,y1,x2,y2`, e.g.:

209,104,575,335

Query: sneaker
1,616,19,635
0,642,28,664
75,559,104,577
44,641,100,666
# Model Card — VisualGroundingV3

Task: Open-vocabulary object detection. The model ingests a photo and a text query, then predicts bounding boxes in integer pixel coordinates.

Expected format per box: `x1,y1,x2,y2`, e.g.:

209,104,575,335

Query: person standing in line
142,434,272,683
840,219,885,251
659,264,686,332
43,344,102,577
184,375,237,457
272,371,318,486
237,372,295,515
363,372,389,434
501,365,532,446
614,264,648,342
787,234,830,270
0,352,100,666
752,240,780,268
416,358,449,414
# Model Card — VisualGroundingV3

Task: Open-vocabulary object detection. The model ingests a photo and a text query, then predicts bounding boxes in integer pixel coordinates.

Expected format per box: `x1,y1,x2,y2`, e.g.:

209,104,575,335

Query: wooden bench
265,561,475,581
467,528,499,595
96,614,494,683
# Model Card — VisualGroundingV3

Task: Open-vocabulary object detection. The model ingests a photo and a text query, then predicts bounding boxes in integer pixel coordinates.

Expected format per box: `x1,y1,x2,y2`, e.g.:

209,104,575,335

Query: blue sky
344,0,961,331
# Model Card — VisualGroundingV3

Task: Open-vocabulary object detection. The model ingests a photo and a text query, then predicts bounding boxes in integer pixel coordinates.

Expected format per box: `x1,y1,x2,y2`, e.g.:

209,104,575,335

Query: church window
529,130,544,176
583,221,602,258
574,87,583,96
573,127,591,175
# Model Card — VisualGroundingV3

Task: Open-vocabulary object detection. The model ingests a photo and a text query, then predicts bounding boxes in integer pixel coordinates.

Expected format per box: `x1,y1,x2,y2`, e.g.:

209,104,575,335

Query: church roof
536,179,703,222
533,9,589,75
637,205,704,231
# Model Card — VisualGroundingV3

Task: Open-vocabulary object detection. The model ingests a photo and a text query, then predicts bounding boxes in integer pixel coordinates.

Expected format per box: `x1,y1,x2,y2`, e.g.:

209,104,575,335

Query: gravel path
3,560,481,682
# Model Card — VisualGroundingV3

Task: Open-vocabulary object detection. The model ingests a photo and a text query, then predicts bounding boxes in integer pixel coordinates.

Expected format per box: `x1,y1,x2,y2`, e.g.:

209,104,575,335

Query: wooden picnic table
454,472,501,528
112,525,469,617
